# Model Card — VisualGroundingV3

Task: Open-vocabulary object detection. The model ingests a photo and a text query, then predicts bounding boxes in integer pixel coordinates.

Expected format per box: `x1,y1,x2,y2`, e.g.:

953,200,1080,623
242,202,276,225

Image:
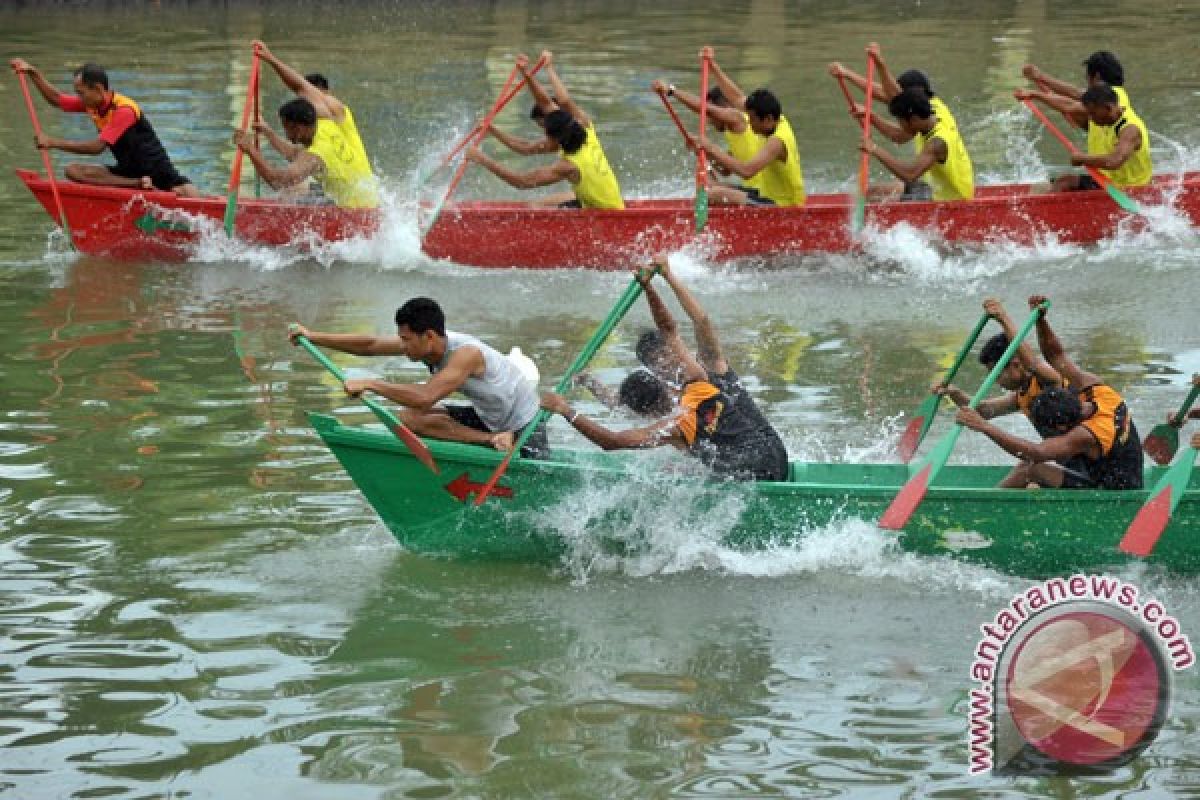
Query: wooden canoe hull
421,173,1200,268
16,168,380,259
309,413,1200,576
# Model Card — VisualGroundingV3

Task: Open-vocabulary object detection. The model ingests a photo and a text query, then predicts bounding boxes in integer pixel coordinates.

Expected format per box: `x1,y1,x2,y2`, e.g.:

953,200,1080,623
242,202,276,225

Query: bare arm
866,43,901,100
984,299,1062,391
703,135,785,180
829,63,888,103
255,41,338,119
658,256,726,374
347,346,482,410
870,113,913,144
541,392,682,450
666,85,746,131
520,56,557,115
288,325,407,356
641,279,708,384
544,57,591,129
468,148,579,189
1022,65,1083,102
1026,296,1096,390
239,140,323,190
1072,124,1143,171
574,373,621,409
1016,89,1089,129
707,56,746,111
489,126,558,156
863,138,942,184
959,408,1098,463
40,136,107,155
255,120,304,161
12,62,69,106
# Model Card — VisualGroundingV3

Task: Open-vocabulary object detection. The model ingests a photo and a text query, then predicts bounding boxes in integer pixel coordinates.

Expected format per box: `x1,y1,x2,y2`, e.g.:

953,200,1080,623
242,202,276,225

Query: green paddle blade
852,195,866,233
1104,181,1141,214
695,187,709,232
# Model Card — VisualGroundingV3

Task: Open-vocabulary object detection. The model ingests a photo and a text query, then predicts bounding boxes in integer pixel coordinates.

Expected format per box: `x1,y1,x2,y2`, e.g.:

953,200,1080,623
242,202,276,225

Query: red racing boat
421,171,1200,268
16,168,380,260
18,167,1200,266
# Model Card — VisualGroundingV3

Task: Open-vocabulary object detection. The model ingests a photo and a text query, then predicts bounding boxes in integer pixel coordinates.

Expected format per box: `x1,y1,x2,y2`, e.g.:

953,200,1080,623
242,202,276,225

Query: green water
2,1,1199,797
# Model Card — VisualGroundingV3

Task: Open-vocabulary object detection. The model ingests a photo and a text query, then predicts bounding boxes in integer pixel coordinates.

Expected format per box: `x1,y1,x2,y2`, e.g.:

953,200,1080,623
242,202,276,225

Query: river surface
1,1,1199,797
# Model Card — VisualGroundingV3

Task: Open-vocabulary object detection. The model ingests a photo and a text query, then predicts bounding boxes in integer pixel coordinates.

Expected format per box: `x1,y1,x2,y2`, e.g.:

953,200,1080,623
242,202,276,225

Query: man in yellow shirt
238,40,378,208
1017,50,1151,192
696,49,805,207
470,52,624,209
860,88,975,201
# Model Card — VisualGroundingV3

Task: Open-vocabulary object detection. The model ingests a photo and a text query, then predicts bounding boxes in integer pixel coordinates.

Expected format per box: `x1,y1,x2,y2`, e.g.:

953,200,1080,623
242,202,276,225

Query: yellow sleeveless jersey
916,117,974,200
912,96,958,154
335,106,374,177
1086,87,1152,187
754,115,805,207
723,114,763,190
306,117,379,208
562,126,624,209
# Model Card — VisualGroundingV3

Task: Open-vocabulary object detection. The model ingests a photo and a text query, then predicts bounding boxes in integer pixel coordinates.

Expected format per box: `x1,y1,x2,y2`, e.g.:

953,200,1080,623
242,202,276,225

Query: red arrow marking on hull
445,472,513,503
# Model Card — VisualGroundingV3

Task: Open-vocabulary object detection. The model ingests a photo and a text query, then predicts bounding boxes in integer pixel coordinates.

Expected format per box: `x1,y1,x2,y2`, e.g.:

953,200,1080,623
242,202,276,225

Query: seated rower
936,297,1064,442
1016,51,1151,192
649,78,770,205
10,58,199,196
696,48,806,207
250,41,377,206
289,297,546,456
541,256,789,482
954,295,1143,490
469,51,624,210
860,87,974,201
234,96,377,209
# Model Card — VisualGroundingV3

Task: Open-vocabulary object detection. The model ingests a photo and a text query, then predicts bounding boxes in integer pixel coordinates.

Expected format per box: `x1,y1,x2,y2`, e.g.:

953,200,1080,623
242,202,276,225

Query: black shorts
1073,174,1102,192
108,162,191,191
443,404,550,458
739,186,775,206
1057,455,1143,490
899,181,933,201
557,198,583,209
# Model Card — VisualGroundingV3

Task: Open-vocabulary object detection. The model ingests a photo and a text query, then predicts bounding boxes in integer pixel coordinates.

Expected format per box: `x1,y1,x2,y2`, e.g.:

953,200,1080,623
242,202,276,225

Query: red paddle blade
879,464,931,531
1119,485,1174,557
473,449,514,506
896,415,925,463
1142,430,1177,467
388,422,439,475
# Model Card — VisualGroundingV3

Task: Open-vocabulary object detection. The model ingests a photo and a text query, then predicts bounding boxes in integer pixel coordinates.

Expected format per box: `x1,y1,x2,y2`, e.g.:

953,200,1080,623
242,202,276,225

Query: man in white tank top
289,297,545,456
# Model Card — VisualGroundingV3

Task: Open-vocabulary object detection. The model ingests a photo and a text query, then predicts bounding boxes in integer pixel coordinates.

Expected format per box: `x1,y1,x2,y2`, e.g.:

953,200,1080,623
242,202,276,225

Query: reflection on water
1,1,1200,797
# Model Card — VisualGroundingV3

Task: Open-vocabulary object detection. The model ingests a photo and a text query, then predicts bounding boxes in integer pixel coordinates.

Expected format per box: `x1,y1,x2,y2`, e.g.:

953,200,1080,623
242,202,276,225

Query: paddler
234,41,379,208
954,295,1143,489
1016,51,1151,192
859,87,975,201
648,78,771,205
694,48,806,207
540,255,789,482
468,51,624,209
10,58,200,196
289,298,546,456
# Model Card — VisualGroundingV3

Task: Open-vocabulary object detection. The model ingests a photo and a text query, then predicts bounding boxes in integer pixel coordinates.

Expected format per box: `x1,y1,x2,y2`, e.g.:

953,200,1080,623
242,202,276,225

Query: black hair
74,63,109,89
897,69,934,97
1031,388,1083,433
394,297,446,336
888,87,933,121
305,72,329,90
544,109,586,154
1081,84,1119,107
744,88,782,120
279,97,317,126
635,329,668,367
979,333,1010,367
529,97,559,121
706,87,729,106
618,369,673,415
1083,51,1124,87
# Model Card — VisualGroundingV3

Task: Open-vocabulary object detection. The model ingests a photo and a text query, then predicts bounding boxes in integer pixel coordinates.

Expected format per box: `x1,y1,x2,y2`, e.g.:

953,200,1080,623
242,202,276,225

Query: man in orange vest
10,59,199,197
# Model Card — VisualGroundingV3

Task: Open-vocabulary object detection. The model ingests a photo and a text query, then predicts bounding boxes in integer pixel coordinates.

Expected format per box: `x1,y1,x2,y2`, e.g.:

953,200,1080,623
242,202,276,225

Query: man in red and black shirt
11,59,199,196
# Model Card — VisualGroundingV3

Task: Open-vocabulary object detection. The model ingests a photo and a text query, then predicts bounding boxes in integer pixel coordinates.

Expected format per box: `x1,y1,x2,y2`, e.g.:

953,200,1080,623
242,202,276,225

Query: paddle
852,57,876,234
253,68,262,199
834,73,857,117
1019,97,1141,214
292,330,440,474
879,302,1048,530
473,271,652,506
655,88,696,149
897,312,991,463
423,56,548,237
224,51,261,237
1143,375,1200,466
13,67,73,247
1119,439,1198,557
695,50,711,232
